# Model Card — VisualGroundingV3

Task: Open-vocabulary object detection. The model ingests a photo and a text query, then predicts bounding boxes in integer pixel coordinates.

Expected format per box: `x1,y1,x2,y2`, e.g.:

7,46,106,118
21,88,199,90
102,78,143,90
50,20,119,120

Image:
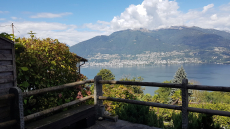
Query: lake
81,64,230,96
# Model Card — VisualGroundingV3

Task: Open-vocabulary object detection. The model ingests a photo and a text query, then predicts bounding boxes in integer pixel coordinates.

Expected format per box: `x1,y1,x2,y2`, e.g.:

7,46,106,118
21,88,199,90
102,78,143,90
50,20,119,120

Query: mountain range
70,26,230,65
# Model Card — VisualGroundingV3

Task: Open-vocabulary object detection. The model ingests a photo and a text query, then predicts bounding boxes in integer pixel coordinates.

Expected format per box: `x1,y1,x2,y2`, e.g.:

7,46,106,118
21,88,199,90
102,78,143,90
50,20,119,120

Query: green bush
189,103,230,128
115,103,164,128
15,37,91,116
171,112,221,129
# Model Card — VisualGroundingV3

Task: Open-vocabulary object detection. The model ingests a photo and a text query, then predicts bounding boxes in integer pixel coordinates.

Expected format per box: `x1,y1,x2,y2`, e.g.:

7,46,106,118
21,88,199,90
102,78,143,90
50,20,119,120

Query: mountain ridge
70,26,230,65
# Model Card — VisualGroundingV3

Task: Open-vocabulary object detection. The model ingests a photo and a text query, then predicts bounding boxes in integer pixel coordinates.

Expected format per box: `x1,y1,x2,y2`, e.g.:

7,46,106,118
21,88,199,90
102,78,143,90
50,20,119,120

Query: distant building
76,55,88,74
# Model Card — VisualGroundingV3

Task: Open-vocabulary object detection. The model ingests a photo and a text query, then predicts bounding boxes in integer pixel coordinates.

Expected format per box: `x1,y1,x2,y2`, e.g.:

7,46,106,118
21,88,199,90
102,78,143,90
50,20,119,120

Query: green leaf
24,100,27,104
21,67,29,71
20,81,29,88
25,76,29,80
65,99,70,103
51,61,56,65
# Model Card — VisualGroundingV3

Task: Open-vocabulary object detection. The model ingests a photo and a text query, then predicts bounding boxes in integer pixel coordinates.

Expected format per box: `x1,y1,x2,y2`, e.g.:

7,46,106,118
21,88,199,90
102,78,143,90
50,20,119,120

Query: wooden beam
94,76,103,119
11,45,17,87
182,79,188,129
187,84,230,92
0,75,14,84
25,105,95,129
0,42,12,49
188,107,230,117
0,54,13,60
99,80,230,92
0,61,12,65
22,79,94,97
99,80,182,88
0,88,11,96
0,119,17,128
0,65,13,72
98,96,182,110
0,94,15,100
9,87,24,129
24,95,93,122
0,50,12,54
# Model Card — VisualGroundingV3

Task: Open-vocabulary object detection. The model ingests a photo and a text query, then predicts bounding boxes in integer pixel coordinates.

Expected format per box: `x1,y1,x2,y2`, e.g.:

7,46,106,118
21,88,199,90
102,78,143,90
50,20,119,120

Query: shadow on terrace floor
85,119,162,129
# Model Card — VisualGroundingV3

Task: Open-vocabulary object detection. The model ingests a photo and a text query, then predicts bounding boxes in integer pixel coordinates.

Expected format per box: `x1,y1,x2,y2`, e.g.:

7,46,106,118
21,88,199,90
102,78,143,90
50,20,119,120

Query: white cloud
30,12,72,18
84,0,230,33
0,21,106,46
11,17,17,20
219,2,230,11
202,4,214,13
1,0,230,47
210,14,217,20
0,11,9,13
0,18,5,21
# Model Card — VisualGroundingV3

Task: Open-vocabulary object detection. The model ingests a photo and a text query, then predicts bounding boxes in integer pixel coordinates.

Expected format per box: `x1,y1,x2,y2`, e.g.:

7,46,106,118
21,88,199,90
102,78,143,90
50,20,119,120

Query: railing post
94,76,103,120
182,79,188,129
9,87,24,129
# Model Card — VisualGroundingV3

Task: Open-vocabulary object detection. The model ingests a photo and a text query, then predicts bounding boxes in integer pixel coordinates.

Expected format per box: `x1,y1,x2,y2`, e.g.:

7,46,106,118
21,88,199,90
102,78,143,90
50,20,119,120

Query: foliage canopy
97,68,115,80
15,37,89,115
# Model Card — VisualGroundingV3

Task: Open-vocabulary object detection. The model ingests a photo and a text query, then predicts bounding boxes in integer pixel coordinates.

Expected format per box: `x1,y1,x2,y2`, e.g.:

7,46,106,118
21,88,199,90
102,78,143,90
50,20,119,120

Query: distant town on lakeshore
70,26,230,66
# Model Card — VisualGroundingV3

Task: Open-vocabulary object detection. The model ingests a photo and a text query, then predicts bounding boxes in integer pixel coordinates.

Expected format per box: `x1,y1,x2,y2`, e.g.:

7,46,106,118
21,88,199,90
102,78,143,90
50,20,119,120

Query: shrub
115,103,164,128
15,37,90,115
171,112,221,129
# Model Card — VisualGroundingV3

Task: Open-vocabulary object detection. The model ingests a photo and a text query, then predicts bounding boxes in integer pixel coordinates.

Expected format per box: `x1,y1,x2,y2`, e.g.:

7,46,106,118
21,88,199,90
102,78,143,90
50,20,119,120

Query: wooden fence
93,76,230,129
0,76,230,129
0,79,94,129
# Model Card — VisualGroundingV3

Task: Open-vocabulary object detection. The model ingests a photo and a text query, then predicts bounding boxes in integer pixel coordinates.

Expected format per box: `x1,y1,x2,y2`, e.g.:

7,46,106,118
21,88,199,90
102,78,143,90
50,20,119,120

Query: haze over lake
81,64,230,96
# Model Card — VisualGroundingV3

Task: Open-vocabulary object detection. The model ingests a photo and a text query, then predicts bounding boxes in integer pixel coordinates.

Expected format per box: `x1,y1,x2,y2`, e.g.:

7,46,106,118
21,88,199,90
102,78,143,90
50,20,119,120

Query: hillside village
85,46,229,66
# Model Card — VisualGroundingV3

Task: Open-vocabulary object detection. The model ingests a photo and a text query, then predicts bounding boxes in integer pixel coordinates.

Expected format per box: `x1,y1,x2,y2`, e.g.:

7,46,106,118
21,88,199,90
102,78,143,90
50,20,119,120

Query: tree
172,66,187,84
97,68,115,80
119,76,145,94
0,32,15,41
27,31,36,40
168,66,188,104
153,81,171,104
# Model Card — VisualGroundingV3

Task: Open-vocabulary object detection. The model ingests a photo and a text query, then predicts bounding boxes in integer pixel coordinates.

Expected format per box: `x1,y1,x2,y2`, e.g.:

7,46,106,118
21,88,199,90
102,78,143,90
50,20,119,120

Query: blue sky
1,0,230,46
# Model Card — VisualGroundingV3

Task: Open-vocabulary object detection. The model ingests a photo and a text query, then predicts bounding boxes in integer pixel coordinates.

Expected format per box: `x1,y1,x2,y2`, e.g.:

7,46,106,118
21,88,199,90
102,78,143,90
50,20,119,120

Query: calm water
81,64,230,96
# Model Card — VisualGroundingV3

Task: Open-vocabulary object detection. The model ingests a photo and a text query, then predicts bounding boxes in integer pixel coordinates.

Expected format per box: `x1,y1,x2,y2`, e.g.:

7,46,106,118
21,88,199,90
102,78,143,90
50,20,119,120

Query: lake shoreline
81,64,230,96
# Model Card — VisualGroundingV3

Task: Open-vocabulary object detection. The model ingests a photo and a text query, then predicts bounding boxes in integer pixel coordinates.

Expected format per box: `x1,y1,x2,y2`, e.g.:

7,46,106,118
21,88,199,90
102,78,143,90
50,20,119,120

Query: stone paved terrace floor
85,119,162,129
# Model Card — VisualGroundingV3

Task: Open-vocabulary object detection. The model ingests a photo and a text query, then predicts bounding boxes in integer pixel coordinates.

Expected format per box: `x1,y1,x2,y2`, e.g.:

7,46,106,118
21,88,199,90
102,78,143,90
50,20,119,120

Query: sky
0,0,230,47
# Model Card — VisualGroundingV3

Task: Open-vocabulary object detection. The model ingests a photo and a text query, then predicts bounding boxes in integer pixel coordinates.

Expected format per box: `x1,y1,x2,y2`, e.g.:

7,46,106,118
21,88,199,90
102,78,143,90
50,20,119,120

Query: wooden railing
93,76,230,129
1,76,230,129
0,79,95,129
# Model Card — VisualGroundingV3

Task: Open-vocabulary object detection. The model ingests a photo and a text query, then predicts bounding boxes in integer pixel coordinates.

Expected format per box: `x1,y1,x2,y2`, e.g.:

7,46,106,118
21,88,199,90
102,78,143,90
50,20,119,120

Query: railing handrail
97,96,230,117
0,79,95,128
2,76,230,129
23,79,94,97
0,120,17,128
24,95,94,122
99,80,230,92
0,93,15,100
2,79,229,100
96,78,230,129
0,95,94,128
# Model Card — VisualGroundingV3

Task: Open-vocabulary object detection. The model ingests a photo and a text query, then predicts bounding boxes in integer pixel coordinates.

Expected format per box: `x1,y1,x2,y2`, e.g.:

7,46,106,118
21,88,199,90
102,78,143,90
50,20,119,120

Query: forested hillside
70,26,230,64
